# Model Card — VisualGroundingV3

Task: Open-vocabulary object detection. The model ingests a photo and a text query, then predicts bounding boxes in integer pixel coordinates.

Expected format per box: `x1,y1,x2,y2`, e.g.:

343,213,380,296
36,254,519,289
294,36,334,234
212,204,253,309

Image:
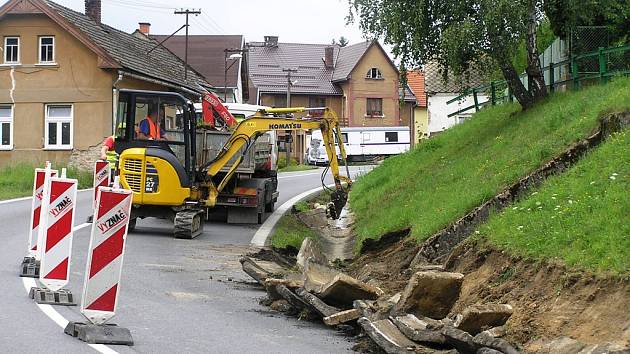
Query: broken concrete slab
354,300,377,321
318,272,383,307
578,343,630,354
303,259,338,293
473,332,520,354
239,257,271,284
442,327,478,354
413,264,445,272
480,326,507,338
394,271,464,320
275,285,310,311
455,304,513,335
296,237,328,271
323,308,361,326
357,317,421,354
295,287,339,317
263,277,304,289
390,314,446,344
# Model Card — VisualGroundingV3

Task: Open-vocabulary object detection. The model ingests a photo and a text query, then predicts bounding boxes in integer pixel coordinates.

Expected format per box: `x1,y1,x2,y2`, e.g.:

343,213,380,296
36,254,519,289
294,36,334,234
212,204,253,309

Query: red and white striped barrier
27,163,57,259
38,171,78,292
80,185,133,325
92,160,110,206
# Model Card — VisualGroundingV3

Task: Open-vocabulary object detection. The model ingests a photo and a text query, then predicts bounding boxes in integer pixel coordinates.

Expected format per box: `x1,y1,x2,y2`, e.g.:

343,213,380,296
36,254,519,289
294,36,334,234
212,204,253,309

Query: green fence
447,43,630,117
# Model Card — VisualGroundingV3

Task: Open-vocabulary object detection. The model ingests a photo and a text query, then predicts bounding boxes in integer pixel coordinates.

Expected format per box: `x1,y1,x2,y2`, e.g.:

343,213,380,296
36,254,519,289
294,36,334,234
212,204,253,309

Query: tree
332,36,350,47
348,0,549,110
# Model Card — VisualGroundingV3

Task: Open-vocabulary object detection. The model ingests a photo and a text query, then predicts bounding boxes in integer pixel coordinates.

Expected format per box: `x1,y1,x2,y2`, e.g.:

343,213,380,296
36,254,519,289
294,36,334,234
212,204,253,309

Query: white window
0,105,13,150
366,67,382,79
45,104,73,150
4,37,19,64
39,36,55,63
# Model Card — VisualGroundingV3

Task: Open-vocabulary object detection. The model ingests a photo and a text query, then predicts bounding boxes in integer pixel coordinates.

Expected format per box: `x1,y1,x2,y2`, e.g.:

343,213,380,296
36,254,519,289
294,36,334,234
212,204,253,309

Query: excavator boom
203,106,352,219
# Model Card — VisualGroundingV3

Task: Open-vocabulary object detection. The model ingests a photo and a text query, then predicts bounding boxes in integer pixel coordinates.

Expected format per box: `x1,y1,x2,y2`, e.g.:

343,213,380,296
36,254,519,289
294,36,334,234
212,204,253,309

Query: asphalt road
0,165,372,353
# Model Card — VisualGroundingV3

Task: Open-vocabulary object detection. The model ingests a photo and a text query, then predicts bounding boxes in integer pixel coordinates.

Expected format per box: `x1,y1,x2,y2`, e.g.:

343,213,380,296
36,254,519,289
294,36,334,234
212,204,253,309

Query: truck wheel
265,201,275,213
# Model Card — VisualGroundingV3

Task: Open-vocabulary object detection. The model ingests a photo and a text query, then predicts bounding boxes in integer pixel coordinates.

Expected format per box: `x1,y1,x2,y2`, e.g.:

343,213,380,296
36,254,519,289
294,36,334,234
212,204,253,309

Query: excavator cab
115,90,197,207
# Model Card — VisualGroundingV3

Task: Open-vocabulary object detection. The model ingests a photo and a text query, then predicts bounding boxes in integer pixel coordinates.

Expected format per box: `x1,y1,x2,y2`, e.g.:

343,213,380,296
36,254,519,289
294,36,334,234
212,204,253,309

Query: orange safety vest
146,117,160,139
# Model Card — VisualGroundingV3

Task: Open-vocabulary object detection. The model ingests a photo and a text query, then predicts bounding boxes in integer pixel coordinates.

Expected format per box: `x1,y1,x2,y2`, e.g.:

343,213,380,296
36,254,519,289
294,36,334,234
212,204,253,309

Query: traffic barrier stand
20,162,57,278
86,160,110,223
65,179,134,345
29,168,78,306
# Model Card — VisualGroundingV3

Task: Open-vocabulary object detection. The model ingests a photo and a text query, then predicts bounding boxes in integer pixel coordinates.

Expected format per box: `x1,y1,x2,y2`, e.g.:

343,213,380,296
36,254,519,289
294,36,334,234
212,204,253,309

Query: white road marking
277,172,321,179
21,221,118,354
0,188,93,206
250,184,335,246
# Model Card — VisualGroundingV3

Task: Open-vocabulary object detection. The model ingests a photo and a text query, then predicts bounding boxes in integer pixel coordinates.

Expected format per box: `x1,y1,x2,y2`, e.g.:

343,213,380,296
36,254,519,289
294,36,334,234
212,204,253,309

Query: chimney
264,36,278,47
138,22,151,35
324,46,334,68
85,0,101,23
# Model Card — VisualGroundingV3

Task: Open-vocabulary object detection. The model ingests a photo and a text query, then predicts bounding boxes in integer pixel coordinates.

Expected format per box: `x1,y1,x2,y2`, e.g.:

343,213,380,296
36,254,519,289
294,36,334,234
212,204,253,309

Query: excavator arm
202,107,352,219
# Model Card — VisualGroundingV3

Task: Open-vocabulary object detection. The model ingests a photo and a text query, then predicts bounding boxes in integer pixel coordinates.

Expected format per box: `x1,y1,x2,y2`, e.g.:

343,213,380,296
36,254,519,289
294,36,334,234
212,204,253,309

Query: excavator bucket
326,189,348,220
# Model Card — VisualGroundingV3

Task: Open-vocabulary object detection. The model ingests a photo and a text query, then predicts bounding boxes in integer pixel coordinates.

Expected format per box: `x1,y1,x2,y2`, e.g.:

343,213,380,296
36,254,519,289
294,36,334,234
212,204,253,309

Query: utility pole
282,68,298,164
174,8,201,80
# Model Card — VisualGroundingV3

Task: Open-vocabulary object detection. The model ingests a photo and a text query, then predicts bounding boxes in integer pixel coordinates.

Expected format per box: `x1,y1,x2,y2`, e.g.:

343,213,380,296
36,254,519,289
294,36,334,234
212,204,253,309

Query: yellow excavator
112,89,352,238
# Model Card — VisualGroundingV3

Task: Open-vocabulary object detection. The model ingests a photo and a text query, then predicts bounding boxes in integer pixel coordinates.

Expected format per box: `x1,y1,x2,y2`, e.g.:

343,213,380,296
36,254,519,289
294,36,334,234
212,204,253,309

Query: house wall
346,44,401,127
412,106,428,145
258,93,343,162
427,93,487,135
0,14,185,168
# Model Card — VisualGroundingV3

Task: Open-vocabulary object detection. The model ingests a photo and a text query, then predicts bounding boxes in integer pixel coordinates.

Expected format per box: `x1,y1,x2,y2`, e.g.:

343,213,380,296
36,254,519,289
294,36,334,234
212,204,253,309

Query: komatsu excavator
112,89,351,238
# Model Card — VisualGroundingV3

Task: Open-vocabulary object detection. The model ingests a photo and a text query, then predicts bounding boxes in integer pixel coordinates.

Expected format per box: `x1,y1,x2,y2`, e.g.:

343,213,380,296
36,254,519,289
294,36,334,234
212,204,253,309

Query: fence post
490,81,496,105
472,88,479,112
549,61,555,93
598,47,607,84
571,55,579,90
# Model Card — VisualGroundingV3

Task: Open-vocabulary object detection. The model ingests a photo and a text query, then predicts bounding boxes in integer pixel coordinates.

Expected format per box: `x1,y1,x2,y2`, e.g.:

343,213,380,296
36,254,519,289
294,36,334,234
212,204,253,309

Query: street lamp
224,50,243,102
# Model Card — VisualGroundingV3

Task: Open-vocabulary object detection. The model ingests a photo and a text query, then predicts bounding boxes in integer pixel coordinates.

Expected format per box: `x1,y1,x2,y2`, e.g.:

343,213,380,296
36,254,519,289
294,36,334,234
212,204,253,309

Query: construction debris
239,256,270,284
275,285,311,312
442,326,478,354
323,309,361,326
473,332,520,354
390,314,446,344
295,287,339,317
454,304,514,335
357,317,421,354
394,271,464,319
296,237,328,270
318,272,383,307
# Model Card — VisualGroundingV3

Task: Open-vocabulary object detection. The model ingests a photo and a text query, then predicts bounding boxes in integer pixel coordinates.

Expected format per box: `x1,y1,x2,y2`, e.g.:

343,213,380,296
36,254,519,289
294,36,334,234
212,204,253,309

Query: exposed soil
348,235,630,352
444,240,630,351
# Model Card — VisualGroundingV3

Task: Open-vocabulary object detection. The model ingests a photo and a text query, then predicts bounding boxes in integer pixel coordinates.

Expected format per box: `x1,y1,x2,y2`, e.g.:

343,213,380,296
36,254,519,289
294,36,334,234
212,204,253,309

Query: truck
194,102,278,223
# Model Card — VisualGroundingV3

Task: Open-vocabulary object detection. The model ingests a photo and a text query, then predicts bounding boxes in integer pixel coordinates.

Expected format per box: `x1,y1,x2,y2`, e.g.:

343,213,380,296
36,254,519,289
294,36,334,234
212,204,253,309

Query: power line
174,8,202,80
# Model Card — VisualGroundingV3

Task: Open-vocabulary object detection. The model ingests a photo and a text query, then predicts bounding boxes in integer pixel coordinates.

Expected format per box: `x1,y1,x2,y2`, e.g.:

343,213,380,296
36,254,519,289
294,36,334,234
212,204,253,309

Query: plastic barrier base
29,287,76,306
64,321,134,345
19,257,40,278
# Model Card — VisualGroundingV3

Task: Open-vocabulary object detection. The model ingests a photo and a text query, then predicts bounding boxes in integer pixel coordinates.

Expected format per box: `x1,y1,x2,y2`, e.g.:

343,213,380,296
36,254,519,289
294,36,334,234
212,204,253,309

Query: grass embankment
270,194,330,250
0,163,92,200
350,78,630,254
277,156,318,173
478,129,629,274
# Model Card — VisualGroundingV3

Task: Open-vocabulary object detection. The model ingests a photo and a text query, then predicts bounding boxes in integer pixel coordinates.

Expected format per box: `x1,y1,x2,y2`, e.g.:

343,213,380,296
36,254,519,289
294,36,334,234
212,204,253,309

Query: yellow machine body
119,147,191,206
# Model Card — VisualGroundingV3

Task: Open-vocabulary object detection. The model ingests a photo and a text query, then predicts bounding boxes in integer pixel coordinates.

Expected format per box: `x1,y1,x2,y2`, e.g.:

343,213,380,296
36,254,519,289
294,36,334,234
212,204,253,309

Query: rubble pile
240,240,523,354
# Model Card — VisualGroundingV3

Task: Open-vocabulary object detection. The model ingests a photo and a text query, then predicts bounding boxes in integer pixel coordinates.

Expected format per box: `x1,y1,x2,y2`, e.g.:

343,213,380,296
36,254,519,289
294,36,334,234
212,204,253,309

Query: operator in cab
138,106,168,141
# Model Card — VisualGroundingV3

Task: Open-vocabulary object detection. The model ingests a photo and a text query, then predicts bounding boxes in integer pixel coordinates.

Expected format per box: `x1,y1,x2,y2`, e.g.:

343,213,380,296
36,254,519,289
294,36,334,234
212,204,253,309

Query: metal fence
447,41,630,117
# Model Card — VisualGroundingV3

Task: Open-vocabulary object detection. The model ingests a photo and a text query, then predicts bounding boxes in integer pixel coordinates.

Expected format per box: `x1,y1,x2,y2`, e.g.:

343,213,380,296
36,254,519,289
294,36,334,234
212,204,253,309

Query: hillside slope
477,128,629,274
350,78,630,250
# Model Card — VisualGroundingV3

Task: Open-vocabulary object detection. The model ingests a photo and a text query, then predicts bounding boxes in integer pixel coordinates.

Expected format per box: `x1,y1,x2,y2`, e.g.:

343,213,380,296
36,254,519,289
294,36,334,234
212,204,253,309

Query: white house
424,62,487,135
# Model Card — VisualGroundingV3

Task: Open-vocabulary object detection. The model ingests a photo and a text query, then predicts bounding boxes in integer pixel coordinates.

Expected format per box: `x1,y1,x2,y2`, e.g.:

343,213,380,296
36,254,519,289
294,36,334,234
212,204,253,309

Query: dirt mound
443,240,630,351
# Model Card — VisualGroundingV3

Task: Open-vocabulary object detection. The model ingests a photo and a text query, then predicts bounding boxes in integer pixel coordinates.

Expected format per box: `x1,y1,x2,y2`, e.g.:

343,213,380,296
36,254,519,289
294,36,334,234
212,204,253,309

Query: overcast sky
20,0,369,45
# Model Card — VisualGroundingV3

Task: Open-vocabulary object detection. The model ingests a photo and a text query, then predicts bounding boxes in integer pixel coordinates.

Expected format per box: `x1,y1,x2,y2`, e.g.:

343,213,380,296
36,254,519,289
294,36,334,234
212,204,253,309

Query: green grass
270,213,317,250
350,77,630,250
0,163,93,200
278,164,317,173
477,130,630,274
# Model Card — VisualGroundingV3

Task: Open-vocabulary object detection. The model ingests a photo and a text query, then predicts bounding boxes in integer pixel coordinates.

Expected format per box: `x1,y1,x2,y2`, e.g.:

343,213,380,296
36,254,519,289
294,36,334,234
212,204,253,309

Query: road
0,165,372,353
